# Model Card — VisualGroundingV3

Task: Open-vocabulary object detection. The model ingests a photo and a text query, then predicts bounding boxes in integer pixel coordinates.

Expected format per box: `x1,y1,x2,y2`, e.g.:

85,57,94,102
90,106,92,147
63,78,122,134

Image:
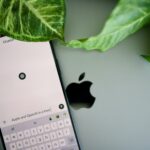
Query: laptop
52,0,150,150
0,0,150,150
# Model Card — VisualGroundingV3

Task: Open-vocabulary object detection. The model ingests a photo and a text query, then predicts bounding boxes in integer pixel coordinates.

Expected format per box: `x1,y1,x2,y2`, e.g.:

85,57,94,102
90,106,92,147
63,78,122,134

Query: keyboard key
32,146,38,150
9,143,17,150
51,122,58,130
64,119,71,126
31,128,38,136
16,141,23,149
4,135,11,143
63,128,71,136
52,141,59,149
30,137,37,146
36,135,43,144
45,142,52,150
25,148,32,150
67,137,75,145
39,144,46,150
56,130,64,138
37,126,44,134
43,134,50,142
23,139,30,147
59,139,66,147
24,130,31,138
57,120,64,128
10,133,17,141
44,124,51,132
50,132,57,140
17,131,24,140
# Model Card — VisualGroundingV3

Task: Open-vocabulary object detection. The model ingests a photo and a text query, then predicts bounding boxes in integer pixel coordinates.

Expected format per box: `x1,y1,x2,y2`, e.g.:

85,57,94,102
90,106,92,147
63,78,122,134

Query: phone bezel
50,41,81,150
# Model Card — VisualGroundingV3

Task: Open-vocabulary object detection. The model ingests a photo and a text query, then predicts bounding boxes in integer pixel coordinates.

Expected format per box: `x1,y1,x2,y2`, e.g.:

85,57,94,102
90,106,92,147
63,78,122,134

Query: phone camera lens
19,72,26,80
59,104,64,109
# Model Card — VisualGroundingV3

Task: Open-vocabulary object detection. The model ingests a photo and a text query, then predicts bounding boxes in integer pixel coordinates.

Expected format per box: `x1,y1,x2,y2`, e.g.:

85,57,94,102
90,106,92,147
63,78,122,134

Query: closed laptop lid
53,0,150,150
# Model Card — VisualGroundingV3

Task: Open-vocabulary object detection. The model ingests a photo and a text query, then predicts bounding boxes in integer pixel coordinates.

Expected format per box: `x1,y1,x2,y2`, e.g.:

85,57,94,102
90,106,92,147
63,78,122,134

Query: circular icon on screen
19,72,26,80
59,104,64,109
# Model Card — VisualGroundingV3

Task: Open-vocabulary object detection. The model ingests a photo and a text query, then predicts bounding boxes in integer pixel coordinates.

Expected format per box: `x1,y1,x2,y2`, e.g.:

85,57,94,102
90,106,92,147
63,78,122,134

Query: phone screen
0,37,80,150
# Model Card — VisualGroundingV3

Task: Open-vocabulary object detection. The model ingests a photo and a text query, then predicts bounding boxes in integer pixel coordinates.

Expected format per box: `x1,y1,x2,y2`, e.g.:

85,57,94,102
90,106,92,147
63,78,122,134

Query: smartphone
0,36,80,150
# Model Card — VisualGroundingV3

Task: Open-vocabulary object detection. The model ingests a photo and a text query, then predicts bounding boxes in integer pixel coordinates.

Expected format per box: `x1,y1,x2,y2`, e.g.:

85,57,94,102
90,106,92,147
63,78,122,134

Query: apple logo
66,73,95,109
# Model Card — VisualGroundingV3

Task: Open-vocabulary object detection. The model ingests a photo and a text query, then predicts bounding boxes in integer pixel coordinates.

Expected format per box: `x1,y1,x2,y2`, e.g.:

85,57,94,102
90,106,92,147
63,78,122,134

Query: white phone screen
0,37,79,150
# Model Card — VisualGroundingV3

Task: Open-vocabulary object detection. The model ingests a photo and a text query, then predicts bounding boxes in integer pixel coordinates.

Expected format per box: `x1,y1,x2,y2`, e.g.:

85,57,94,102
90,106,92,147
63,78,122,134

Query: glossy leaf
67,0,150,51
141,55,150,62
0,0,65,41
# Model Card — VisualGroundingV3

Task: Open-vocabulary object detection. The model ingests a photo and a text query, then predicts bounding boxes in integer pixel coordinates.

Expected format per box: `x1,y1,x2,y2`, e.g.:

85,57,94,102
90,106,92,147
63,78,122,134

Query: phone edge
50,41,81,150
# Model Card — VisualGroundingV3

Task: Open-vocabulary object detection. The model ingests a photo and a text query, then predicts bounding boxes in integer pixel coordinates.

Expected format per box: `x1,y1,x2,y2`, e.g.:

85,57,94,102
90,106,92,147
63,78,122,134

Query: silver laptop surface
53,0,150,150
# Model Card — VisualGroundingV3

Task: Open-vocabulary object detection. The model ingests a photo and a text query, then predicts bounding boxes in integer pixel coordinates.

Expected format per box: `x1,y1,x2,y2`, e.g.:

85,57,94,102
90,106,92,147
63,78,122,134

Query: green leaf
67,0,150,51
0,0,65,41
141,55,150,62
